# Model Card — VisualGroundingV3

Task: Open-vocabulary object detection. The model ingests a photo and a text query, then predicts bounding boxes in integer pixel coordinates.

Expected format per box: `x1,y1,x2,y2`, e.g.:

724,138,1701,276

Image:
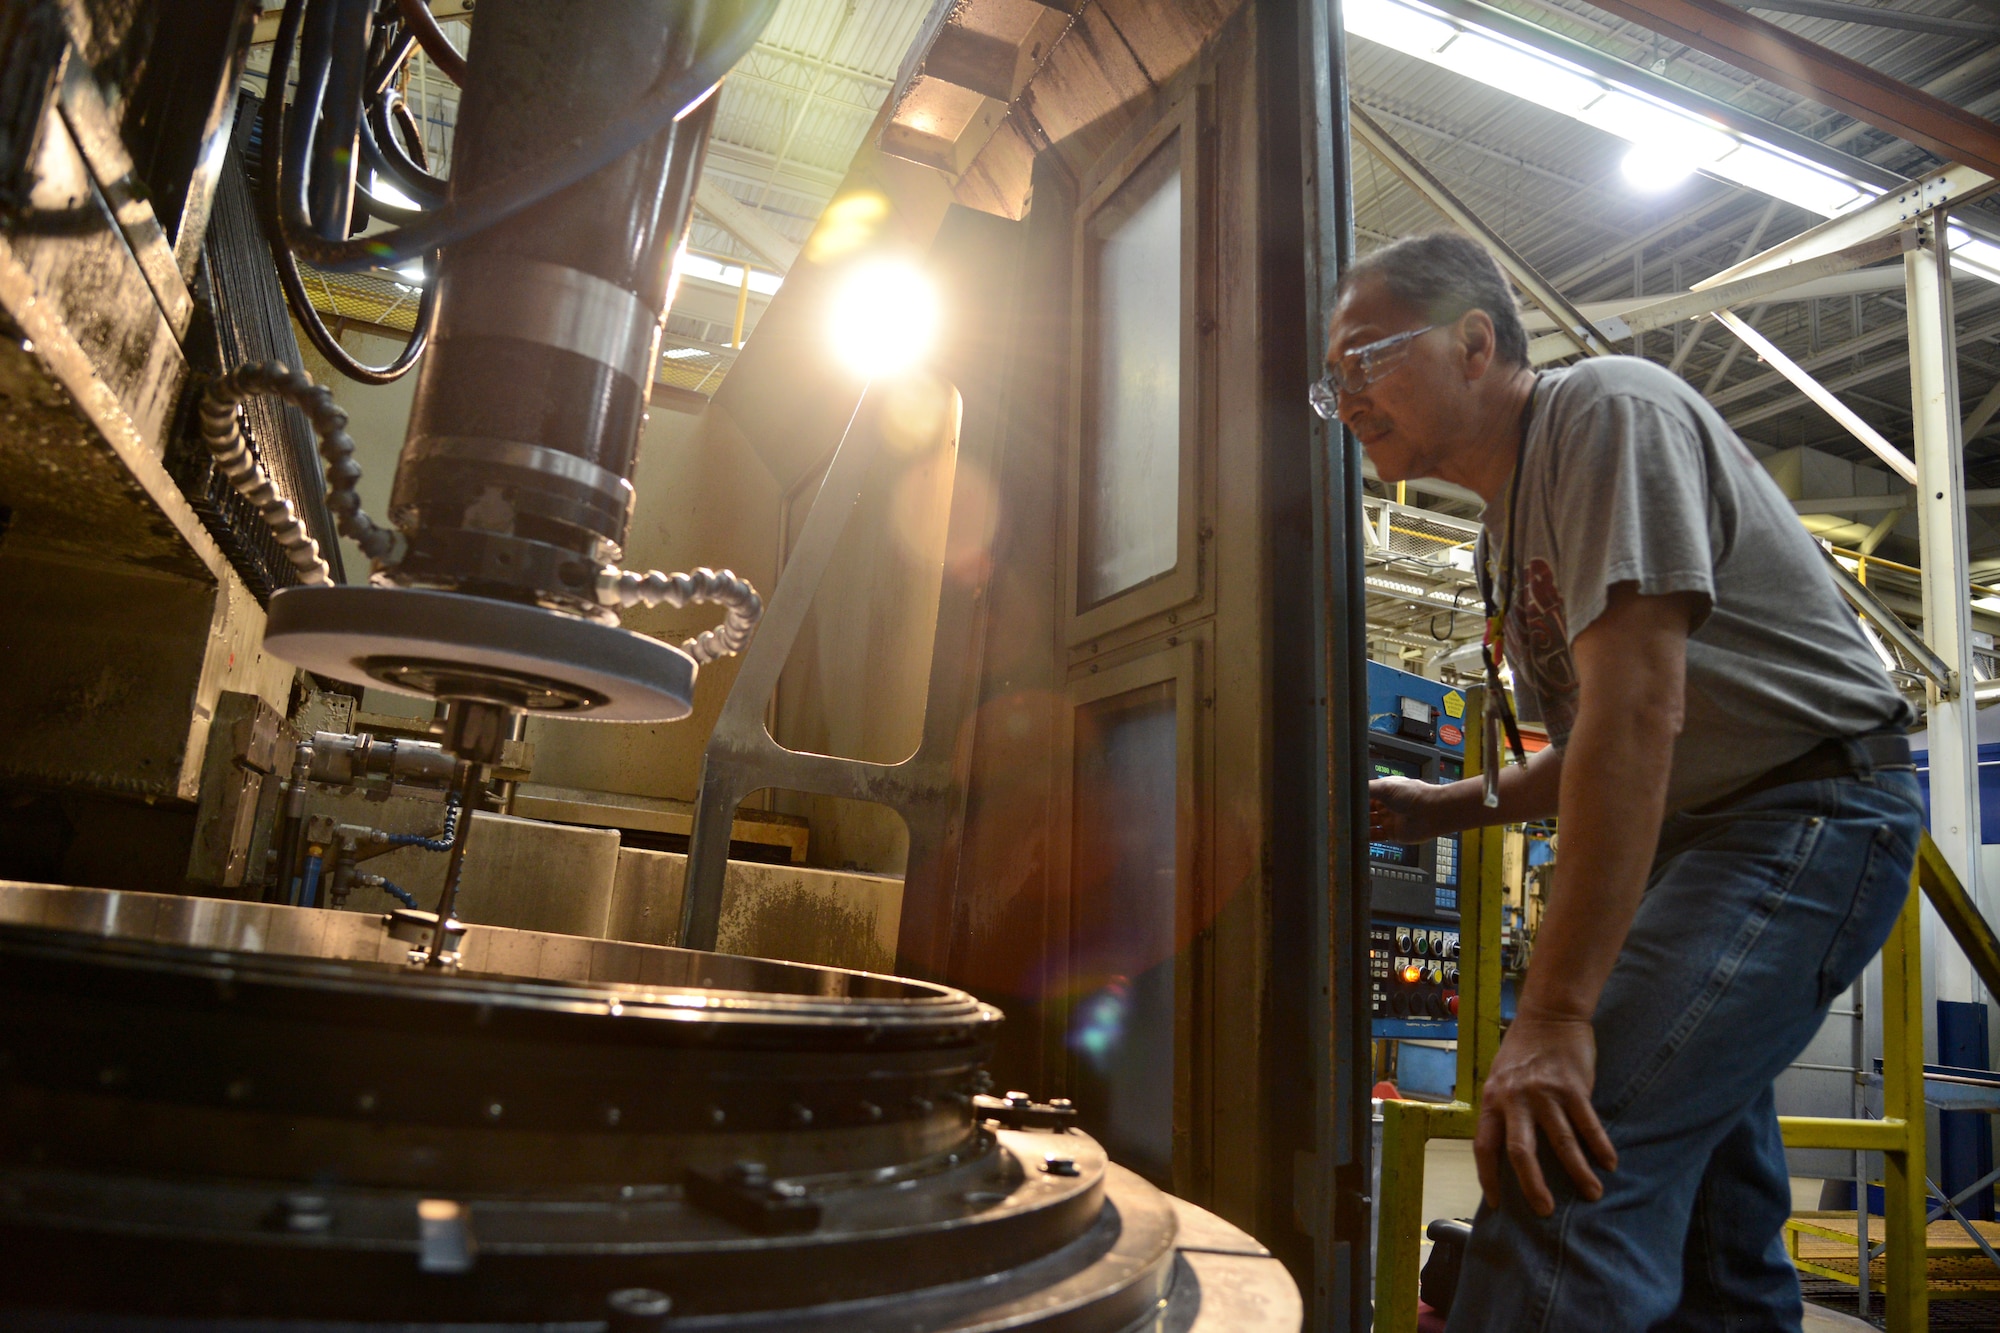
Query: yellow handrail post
1457,689,1505,1106
1879,858,1929,1333
1373,688,1501,1328
1375,1099,1431,1333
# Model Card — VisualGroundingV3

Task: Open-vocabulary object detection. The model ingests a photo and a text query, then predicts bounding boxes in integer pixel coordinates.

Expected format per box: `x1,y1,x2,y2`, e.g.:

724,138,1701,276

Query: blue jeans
1443,764,1924,1333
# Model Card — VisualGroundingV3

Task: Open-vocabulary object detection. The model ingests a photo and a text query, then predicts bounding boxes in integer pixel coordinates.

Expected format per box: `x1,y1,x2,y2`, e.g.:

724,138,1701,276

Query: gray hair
1338,233,1529,368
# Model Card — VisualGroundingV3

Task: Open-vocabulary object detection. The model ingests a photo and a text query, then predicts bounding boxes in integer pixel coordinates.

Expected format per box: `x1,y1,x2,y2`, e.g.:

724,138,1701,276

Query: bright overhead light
1947,227,2000,286
826,258,940,379
1620,144,1697,193
1338,0,2000,263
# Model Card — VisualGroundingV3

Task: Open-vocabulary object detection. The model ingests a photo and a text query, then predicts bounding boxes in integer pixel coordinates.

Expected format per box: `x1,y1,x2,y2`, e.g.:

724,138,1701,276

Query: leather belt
1693,732,1913,815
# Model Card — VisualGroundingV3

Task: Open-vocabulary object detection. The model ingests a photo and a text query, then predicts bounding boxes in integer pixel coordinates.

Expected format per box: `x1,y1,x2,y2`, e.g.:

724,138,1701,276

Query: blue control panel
1365,661,1466,923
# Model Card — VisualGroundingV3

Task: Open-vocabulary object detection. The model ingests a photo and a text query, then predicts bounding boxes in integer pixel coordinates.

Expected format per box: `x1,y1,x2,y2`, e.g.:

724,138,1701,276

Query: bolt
605,1287,673,1333
1042,1155,1080,1177
1005,1090,1032,1106
485,1101,503,1120
273,1191,332,1234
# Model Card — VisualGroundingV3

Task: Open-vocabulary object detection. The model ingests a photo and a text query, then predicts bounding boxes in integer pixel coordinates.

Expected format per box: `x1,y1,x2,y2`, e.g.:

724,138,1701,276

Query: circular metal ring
265,584,695,722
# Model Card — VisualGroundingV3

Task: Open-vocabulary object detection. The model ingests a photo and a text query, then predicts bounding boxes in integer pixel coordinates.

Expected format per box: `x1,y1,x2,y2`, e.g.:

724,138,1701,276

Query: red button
1445,992,1459,1017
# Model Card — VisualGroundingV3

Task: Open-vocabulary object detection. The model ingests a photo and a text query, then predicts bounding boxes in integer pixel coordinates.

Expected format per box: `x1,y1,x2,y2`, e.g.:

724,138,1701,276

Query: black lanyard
1475,376,1542,779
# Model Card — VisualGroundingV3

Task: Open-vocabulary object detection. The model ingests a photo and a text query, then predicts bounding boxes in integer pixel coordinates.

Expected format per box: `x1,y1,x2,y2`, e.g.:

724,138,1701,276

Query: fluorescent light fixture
662,346,710,361
1947,226,2000,286
1344,0,2000,281
1973,593,2000,614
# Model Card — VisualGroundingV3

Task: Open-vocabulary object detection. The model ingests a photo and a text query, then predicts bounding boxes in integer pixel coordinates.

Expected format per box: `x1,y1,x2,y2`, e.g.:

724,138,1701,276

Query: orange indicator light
1401,965,1422,984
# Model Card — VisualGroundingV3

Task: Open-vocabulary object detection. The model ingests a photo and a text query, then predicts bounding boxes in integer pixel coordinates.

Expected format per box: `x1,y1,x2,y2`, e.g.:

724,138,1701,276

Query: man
1337,233,1922,1330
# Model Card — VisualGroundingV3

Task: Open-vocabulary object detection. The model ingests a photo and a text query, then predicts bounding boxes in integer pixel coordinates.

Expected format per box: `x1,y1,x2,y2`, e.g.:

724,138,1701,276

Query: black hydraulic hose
367,18,417,96
360,97,446,206
278,0,780,273
285,0,339,235
311,0,372,240
260,0,436,383
388,94,431,169
396,0,467,85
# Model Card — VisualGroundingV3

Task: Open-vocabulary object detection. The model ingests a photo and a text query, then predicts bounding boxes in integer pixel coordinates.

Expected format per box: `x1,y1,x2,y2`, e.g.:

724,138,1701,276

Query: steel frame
1582,0,2000,179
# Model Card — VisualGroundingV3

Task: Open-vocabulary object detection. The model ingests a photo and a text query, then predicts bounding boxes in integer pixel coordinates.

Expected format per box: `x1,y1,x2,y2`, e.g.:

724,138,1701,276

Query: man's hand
1369,777,1447,843
1474,1016,1618,1217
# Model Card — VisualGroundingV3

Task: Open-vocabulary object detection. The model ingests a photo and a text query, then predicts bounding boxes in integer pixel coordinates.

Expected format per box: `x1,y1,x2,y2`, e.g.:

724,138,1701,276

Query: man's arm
1473,582,1700,1216
1370,744,1563,843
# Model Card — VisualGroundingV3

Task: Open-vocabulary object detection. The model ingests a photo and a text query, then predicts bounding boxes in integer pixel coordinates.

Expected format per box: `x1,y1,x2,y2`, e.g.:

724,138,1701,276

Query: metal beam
1907,221,1987,1005
1965,379,2000,440
1722,309,2000,430
694,181,799,272
1742,0,2000,41
1715,310,1917,482
1522,265,1907,335
1819,546,1953,687
1707,290,2000,410
1349,108,1613,358
1524,231,1912,363
1584,0,2000,178
1794,489,2000,513
1700,164,1996,288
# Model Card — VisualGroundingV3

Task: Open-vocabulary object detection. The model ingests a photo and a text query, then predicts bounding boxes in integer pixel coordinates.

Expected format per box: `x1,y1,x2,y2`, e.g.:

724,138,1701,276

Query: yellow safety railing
1371,692,1939,1332
1373,687,1503,1333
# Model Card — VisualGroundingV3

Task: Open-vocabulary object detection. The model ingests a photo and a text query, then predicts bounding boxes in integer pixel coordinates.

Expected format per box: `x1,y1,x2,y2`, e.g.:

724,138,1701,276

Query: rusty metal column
1907,218,1984,1016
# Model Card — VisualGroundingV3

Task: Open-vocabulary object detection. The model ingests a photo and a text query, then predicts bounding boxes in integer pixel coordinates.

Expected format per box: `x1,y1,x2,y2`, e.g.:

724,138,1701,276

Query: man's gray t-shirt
1491,357,1912,812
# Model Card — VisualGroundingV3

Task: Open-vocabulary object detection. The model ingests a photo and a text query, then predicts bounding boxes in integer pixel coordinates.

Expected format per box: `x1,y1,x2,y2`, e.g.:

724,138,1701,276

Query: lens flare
826,258,940,378
1069,978,1131,1070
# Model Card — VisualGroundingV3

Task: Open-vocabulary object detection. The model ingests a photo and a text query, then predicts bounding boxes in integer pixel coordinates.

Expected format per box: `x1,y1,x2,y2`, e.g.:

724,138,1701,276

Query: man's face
1324,274,1482,483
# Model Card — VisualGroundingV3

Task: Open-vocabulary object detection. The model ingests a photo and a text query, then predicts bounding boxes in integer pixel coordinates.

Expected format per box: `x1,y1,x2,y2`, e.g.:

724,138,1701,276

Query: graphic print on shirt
1508,556,1578,743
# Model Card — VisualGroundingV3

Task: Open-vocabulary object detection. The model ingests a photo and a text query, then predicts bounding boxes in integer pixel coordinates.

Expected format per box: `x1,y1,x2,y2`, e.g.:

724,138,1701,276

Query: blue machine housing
1365,662,1470,1041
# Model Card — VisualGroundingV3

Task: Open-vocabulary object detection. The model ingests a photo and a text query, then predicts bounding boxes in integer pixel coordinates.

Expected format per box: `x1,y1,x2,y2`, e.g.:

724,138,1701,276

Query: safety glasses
1308,323,1441,420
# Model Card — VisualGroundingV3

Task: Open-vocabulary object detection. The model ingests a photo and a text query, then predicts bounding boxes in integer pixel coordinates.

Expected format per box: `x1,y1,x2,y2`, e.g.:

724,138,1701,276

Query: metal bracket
1897,174,1958,223
682,1162,822,1235
682,216,1022,977
973,1091,1078,1132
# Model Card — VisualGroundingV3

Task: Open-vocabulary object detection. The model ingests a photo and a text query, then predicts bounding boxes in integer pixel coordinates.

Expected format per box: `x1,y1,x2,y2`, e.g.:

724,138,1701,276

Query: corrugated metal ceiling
1347,0,2000,510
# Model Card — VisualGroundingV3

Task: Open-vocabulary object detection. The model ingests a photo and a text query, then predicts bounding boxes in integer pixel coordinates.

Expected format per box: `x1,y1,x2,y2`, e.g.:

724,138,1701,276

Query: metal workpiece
388,0,718,614
0,882,1297,1327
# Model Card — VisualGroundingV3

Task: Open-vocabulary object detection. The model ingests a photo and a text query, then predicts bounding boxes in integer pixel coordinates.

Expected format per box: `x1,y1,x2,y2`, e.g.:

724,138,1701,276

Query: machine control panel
1366,661,1467,923
1370,921,1461,1034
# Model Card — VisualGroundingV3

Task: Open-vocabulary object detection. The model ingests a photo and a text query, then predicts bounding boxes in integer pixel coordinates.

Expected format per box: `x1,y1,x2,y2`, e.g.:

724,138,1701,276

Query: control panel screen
1370,751,1425,867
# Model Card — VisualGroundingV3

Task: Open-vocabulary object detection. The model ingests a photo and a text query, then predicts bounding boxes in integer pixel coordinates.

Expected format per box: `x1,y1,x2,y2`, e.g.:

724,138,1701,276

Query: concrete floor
1416,1139,1873,1330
